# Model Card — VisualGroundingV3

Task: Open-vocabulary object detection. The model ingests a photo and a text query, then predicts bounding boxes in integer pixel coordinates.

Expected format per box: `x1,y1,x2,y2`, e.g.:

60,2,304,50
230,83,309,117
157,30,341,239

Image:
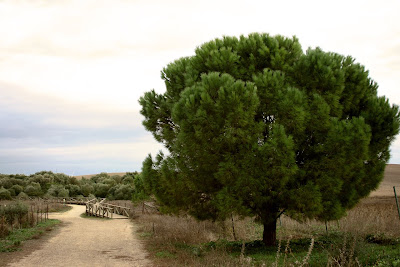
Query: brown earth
3,205,151,267
74,172,127,180
370,164,400,197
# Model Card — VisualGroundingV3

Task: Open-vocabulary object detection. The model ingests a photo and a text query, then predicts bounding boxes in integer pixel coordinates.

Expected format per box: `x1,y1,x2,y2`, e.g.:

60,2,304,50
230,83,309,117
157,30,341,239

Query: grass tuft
133,197,400,266
0,219,60,252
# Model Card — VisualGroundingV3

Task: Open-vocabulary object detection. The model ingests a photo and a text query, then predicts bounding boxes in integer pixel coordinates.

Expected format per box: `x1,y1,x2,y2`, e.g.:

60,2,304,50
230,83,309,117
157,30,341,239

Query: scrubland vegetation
0,171,140,200
0,170,144,253
0,170,140,252
0,219,60,253
133,196,400,266
0,200,67,252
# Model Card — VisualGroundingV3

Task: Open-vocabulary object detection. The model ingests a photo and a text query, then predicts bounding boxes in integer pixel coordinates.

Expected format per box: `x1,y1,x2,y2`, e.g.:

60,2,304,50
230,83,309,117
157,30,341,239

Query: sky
0,0,399,175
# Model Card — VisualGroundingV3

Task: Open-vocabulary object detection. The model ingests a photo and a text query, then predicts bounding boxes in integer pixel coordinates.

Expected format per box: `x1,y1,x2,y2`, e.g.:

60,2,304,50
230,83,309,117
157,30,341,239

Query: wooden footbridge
45,197,92,205
19,197,132,218
85,198,131,218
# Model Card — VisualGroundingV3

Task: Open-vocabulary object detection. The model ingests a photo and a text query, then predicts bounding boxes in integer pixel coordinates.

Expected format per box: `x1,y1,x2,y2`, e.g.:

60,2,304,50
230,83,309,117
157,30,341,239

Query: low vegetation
0,200,67,237
0,219,60,252
0,199,67,252
134,196,400,266
0,171,140,200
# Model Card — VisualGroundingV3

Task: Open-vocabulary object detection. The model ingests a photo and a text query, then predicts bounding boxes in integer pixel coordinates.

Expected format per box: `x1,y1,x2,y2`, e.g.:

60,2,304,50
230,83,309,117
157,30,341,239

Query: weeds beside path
0,219,60,253
5,205,151,267
135,197,400,266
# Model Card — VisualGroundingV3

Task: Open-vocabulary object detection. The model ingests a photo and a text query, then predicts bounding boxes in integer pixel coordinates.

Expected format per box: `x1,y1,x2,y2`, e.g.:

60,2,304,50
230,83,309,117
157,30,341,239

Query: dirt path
7,205,151,267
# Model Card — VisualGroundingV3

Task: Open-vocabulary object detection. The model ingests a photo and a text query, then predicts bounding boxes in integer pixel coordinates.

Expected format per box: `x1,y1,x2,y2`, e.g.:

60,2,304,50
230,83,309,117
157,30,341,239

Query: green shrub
132,174,150,202
24,182,42,197
16,192,29,200
11,184,23,195
0,187,12,200
0,202,29,229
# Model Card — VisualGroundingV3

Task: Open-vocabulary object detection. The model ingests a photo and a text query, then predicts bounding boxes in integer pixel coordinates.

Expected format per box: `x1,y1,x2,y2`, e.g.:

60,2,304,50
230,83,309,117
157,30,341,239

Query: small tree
16,192,29,200
94,183,110,198
24,182,42,197
139,33,400,245
66,184,81,197
0,187,12,200
47,184,69,198
112,184,134,200
80,183,94,197
11,185,23,196
122,172,136,185
132,173,151,202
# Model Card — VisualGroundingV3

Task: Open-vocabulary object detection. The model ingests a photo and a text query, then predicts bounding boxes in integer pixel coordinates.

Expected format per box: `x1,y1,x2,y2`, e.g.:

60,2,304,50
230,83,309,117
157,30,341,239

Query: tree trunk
262,218,277,246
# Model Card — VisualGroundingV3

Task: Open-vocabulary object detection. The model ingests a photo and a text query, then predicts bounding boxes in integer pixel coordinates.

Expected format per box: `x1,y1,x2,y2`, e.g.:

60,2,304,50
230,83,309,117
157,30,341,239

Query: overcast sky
0,0,399,175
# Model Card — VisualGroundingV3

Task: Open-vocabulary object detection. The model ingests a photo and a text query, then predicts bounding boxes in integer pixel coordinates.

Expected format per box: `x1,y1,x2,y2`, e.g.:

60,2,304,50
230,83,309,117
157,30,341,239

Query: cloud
0,81,164,175
0,81,143,128
0,0,399,175
0,0,202,60
0,136,163,176
0,81,148,141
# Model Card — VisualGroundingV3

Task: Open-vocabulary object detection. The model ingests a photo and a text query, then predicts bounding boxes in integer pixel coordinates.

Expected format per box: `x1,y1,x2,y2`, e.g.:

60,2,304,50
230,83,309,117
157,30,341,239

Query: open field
73,172,126,180
371,164,400,197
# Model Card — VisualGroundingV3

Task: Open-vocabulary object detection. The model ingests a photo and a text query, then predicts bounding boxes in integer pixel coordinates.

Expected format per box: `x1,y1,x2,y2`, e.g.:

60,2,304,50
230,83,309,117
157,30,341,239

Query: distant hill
370,164,400,197
74,172,127,179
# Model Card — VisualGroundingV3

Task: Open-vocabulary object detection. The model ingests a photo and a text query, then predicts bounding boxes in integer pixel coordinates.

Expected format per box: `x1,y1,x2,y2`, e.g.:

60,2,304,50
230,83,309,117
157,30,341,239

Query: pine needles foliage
139,33,400,246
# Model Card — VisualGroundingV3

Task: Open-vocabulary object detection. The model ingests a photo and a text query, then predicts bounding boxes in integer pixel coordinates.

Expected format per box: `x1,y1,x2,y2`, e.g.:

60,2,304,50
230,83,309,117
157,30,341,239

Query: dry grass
273,196,400,240
137,214,223,244
132,196,400,266
370,164,400,197
135,213,244,266
339,197,400,236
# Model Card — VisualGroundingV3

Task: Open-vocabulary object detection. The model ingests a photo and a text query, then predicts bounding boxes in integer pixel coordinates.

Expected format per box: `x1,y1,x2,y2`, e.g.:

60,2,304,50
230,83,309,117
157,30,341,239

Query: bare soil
74,172,127,180
370,164,400,197
3,205,151,267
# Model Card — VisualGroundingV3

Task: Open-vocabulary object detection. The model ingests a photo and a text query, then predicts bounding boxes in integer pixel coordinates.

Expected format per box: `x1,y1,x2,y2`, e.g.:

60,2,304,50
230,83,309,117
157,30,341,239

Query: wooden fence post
394,186,400,220
231,214,237,241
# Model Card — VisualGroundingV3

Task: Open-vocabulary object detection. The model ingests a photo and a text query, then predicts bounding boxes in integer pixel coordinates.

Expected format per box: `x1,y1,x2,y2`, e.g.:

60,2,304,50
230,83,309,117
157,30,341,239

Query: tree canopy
139,33,400,245
0,171,139,201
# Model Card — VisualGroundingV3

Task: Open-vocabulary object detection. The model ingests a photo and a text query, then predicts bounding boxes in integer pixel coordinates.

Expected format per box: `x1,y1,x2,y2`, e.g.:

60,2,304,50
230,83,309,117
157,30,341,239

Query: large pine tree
139,33,399,246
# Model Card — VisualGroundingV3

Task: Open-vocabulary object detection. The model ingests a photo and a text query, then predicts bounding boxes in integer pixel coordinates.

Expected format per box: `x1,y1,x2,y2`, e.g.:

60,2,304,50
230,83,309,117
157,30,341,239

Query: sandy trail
7,205,150,267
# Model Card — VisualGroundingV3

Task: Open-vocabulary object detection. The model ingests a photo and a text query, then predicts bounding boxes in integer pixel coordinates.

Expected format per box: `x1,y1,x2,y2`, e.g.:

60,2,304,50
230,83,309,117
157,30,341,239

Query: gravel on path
7,204,151,267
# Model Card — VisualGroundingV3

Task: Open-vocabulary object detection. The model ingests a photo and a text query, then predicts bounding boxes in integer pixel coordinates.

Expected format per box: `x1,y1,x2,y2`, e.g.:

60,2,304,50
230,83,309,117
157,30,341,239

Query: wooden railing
11,196,132,218
85,199,131,218
45,197,92,205
101,203,131,217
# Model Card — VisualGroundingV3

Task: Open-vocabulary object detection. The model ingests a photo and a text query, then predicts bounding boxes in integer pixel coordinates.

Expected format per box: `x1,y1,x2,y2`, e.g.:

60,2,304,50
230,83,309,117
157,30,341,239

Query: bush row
0,171,142,200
